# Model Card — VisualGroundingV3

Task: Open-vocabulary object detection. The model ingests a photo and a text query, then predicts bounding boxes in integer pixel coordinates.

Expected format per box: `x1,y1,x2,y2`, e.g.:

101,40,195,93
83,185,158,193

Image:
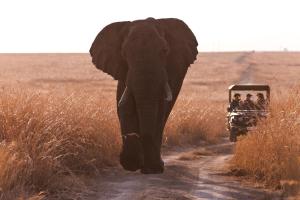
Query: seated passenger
228,93,242,111
242,93,255,110
256,93,266,110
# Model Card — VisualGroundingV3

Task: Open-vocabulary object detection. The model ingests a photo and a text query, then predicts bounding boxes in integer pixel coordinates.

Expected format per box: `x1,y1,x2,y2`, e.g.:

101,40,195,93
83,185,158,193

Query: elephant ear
90,21,130,81
157,18,198,76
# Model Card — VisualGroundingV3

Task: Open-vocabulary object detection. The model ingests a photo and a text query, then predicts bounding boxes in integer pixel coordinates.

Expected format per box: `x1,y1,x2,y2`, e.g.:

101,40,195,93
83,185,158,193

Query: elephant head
90,18,198,174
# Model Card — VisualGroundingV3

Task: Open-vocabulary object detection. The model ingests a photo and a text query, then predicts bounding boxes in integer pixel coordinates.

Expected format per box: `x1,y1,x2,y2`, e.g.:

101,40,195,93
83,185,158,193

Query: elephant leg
117,81,143,171
151,73,188,171
117,81,140,134
158,72,188,139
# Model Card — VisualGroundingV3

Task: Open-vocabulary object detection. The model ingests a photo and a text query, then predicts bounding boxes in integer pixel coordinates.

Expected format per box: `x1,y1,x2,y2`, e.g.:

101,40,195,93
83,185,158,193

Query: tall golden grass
232,88,300,191
0,89,120,199
1,53,300,198
165,96,225,145
0,88,224,199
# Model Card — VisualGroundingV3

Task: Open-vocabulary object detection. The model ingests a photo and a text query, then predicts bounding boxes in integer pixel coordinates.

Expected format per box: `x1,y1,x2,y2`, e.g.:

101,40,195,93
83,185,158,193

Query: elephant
90,17,198,174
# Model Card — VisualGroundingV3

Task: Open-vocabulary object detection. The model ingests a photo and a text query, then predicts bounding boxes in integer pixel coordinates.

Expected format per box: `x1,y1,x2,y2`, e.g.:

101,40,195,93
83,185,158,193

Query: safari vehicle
227,84,270,142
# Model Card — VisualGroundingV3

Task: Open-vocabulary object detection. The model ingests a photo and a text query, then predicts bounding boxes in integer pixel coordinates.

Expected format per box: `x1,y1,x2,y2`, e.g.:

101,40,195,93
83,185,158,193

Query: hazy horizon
1,50,299,54
1,0,299,53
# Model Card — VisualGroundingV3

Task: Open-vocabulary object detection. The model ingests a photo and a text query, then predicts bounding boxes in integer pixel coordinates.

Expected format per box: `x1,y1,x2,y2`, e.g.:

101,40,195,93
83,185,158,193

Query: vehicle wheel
230,128,238,142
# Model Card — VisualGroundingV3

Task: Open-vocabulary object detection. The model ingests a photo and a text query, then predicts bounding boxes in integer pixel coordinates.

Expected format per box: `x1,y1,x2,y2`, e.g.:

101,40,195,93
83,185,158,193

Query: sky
0,0,299,52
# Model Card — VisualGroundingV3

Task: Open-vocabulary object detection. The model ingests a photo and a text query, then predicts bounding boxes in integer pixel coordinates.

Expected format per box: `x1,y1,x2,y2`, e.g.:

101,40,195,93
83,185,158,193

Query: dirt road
235,52,255,84
90,140,280,200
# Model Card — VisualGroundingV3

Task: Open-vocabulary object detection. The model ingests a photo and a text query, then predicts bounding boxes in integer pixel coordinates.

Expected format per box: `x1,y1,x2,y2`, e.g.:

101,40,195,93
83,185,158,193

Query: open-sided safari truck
227,84,270,142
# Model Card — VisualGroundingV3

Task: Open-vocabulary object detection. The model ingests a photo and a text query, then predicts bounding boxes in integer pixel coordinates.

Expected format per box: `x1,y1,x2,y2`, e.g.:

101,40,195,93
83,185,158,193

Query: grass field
0,52,299,198
232,90,300,193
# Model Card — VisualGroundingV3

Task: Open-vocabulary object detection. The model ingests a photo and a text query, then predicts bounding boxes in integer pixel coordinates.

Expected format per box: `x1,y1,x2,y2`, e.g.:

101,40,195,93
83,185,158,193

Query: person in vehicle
228,93,242,111
242,93,256,110
256,93,266,110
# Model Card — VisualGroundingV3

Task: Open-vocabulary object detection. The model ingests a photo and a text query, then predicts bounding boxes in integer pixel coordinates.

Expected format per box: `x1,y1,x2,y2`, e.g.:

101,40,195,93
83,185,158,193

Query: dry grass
1,52,299,198
165,96,225,145
232,87,300,191
0,87,224,199
0,89,120,199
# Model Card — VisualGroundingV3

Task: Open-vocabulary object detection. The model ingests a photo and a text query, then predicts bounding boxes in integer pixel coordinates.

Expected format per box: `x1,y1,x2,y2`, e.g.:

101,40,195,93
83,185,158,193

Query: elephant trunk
121,75,172,172
119,82,172,106
136,100,161,169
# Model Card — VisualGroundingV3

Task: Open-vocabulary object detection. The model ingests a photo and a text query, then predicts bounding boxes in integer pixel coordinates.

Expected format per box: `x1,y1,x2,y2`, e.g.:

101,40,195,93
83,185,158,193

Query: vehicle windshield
229,90,268,111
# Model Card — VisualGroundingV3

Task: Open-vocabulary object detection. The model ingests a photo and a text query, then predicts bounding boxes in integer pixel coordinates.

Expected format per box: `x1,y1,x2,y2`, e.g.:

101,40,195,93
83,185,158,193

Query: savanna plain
0,52,299,199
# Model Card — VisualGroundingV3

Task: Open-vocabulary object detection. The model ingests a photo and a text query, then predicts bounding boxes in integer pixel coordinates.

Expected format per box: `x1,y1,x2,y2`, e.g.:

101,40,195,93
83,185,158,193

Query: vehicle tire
230,128,238,142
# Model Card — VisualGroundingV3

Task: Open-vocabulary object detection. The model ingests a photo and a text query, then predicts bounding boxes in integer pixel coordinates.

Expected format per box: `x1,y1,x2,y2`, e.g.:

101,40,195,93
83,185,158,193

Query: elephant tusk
122,132,140,140
118,87,129,107
164,82,173,102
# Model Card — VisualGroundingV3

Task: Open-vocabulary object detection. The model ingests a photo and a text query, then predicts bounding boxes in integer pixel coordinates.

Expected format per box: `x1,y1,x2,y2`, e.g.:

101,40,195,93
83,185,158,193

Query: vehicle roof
228,84,270,91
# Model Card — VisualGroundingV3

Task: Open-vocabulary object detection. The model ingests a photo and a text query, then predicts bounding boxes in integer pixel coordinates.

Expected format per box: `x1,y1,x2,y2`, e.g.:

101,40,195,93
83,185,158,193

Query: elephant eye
162,47,168,53
159,46,169,56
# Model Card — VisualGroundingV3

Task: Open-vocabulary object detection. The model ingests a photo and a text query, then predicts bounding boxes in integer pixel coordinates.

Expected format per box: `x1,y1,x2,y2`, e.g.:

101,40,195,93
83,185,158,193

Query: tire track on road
235,52,256,84
90,140,281,200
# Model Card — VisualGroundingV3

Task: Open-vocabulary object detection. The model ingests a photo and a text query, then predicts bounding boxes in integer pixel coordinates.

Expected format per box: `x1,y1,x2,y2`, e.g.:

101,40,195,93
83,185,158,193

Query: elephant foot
140,159,164,174
120,133,144,171
141,165,164,174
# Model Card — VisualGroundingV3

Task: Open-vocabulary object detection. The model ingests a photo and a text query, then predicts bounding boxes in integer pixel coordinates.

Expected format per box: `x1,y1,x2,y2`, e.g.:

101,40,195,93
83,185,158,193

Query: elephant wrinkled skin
90,18,198,174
